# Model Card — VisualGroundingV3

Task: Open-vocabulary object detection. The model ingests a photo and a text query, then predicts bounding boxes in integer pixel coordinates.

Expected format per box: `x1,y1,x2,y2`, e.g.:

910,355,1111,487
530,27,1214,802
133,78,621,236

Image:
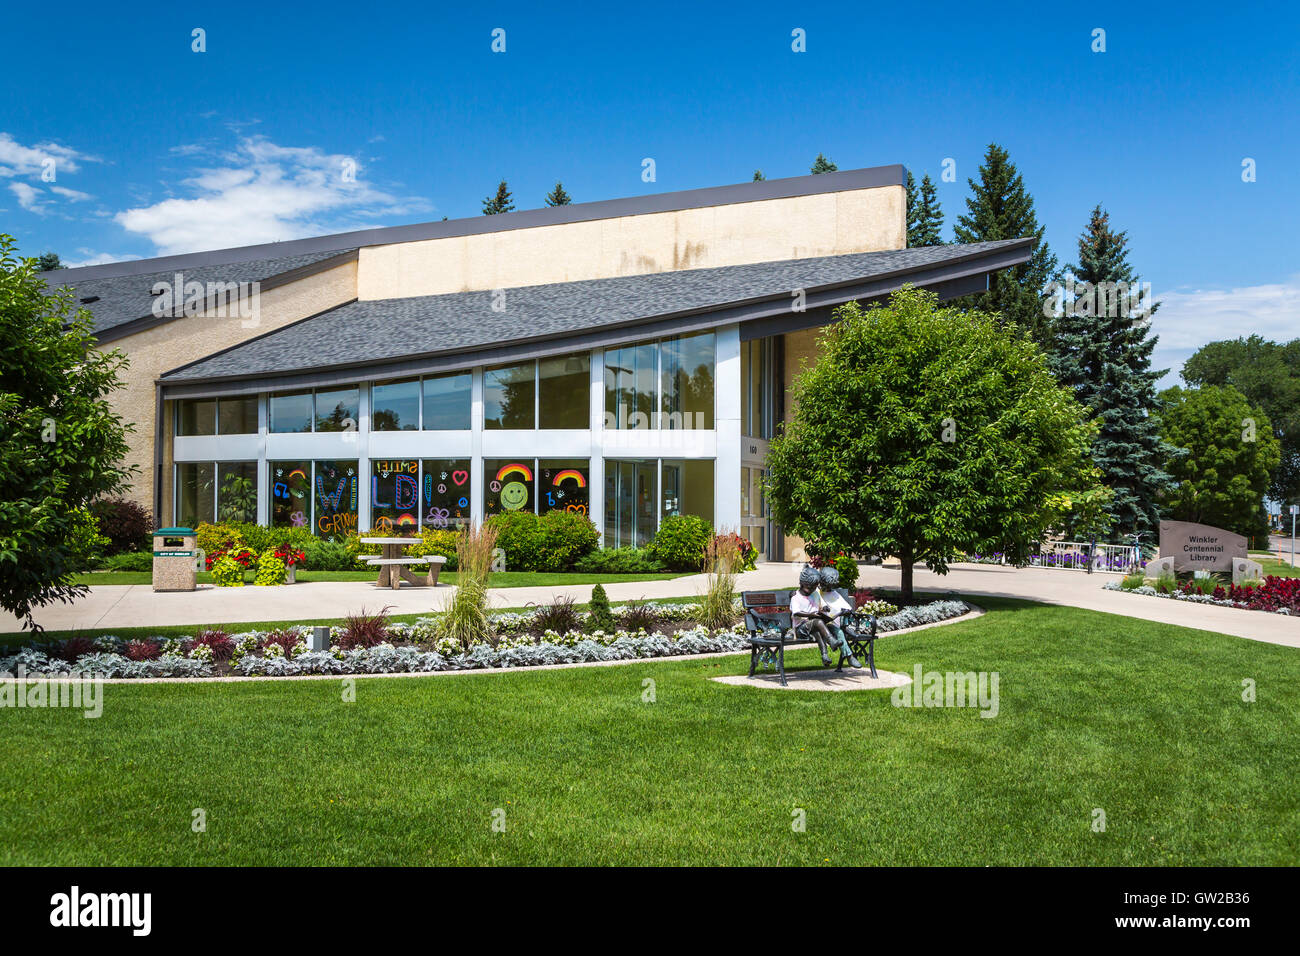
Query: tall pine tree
544,182,572,206
482,180,515,215
810,153,837,174
1051,204,1177,539
952,144,1057,346
905,171,944,246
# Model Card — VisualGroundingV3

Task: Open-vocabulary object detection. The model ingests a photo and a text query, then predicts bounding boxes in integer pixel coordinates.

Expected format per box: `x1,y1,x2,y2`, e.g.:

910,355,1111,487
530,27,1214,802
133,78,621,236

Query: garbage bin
152,527,205,592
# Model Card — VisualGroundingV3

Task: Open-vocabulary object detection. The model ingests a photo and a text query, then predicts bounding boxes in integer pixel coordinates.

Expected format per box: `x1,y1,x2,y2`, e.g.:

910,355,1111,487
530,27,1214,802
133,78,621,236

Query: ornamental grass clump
338,607,393,650
699,530,741,630
441,523,498,650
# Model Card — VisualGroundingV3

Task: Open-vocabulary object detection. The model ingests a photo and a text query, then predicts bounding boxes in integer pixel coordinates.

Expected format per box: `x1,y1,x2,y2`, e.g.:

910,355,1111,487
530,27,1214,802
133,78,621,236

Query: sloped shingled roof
161,240,1030,384
41,249,354,336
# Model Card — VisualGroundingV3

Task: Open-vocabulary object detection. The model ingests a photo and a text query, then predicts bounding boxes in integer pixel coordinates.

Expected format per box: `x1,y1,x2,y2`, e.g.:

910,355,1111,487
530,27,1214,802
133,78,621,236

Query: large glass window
217,396,258,435
315,387,359,433
313,460,358,538
604,459,657,548
176,462,215,527
371,459,420,533
662,459,714,524
371,379,420,432
485,459,535,516
270,391,313,433
741,338,771,438
270,461,312,529
177,399,217,437
423,371,472,430
217,461,258,523
604,343,657,429
538,459,590,517
538,354,589,429
661,331,715,430
422,459,472,530
484,362,536,429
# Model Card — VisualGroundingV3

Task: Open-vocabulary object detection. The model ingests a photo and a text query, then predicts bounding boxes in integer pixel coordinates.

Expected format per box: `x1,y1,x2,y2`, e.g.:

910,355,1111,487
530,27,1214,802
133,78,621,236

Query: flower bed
0,599,972,680
1103,575,1298,615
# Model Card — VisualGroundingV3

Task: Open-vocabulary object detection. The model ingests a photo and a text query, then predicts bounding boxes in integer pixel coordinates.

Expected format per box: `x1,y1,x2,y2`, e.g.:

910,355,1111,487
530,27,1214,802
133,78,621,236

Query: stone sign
1158,520,1247,573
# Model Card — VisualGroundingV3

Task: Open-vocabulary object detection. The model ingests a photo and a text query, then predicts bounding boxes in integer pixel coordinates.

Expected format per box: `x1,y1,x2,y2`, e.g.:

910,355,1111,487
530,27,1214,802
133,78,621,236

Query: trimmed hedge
485,511,599,572
646,514,713,571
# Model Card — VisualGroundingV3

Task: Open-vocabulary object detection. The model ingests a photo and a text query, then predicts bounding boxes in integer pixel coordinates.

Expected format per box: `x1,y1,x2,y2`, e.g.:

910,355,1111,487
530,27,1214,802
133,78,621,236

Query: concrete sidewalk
4,562,1299,650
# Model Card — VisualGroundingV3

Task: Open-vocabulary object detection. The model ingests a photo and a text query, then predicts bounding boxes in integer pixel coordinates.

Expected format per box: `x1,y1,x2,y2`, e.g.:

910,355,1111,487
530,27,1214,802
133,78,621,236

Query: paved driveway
4,562,1299,649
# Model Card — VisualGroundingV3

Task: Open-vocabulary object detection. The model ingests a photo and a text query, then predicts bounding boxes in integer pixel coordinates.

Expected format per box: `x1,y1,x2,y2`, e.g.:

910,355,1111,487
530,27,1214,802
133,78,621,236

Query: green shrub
407,528,461,570
588,583,616,632
536,511,599,571
572,547,666,574
485,511,599,571
834,554,858,590
1154,572,1177,594
196,521,242,558
211,556,246,587
103,550,152,572
301,539,355,571
646,515,713,571
1120,571,1146,590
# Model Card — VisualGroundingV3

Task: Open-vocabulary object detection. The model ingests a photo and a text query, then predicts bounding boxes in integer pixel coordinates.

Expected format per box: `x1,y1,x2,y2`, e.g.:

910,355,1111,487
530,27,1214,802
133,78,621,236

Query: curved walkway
5,562,1299,649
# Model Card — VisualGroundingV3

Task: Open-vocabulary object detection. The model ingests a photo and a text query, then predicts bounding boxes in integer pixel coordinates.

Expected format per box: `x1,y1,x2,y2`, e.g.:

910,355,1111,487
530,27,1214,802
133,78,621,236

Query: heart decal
452,470,469,486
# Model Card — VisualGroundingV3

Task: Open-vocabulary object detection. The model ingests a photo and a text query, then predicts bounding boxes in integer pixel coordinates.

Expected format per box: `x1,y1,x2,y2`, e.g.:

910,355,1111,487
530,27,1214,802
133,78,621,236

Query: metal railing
1028,541,1138,573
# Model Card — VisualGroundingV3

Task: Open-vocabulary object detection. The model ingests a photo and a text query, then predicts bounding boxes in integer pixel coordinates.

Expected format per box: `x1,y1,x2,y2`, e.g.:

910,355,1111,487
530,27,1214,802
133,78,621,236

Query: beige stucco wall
102,258,359,518
357,185,906,300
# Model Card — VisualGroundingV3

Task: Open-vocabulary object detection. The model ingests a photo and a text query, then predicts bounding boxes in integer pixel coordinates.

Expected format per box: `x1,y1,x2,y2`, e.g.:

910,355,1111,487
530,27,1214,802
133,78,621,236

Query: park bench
358,554,447,589
741,588,878,686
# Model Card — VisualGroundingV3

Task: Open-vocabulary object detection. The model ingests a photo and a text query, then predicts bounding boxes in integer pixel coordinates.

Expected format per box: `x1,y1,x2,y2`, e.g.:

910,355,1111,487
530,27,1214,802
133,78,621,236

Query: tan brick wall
101,258,358,519
357,185,906,300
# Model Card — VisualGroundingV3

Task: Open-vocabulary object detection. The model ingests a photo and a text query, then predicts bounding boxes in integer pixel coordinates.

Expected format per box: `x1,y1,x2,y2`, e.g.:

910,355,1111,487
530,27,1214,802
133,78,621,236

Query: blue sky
2,0,1296,382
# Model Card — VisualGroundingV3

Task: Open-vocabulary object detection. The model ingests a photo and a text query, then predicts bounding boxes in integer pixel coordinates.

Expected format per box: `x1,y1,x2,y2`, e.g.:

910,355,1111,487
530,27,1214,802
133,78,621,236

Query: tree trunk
899,543,914,606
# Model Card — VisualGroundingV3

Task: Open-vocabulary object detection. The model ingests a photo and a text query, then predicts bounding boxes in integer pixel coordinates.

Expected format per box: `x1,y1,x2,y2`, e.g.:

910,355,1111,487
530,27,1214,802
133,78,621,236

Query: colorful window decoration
421,459,472,530
484,460,535,516
538,460,590,517
270,461,312,530
371,459,420,533
313,460,358,539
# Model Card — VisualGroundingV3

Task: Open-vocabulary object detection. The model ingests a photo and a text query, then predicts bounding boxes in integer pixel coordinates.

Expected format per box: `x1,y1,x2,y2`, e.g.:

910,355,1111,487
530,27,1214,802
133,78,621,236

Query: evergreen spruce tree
810,153,837,174
952,144,1058,346
36,252,63,271
906,171,944,247
481,180,515,215
752,169,765,181
1051,204,1178,539
544,182,572,206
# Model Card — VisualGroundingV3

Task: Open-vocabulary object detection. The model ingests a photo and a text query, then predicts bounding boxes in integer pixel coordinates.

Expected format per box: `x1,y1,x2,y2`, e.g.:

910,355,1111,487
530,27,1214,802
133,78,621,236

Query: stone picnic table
357,537,447,589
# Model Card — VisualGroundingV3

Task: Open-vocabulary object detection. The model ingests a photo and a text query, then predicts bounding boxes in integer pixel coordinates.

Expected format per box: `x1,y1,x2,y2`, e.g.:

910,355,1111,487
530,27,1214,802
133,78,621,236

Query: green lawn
73,569,683,587
2,597,1297,865
1256,556,1300,578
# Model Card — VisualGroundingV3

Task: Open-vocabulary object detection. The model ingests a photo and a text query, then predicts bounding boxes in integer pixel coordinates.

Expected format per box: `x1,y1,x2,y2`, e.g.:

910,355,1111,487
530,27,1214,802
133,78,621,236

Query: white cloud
63,250,141,268
50,185,92,201
1149,277,1300,387
9,182,47,214
113,136,433,255
0,132,95,178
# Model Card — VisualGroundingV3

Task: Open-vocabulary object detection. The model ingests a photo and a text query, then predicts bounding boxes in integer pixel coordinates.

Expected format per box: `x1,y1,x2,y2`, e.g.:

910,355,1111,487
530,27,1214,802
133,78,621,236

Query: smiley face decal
500,481,529,511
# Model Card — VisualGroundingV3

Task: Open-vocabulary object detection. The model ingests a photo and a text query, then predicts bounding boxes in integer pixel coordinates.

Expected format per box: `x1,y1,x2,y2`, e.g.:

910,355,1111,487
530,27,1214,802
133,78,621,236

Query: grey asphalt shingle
161,240,1028,382
41,250,353,335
